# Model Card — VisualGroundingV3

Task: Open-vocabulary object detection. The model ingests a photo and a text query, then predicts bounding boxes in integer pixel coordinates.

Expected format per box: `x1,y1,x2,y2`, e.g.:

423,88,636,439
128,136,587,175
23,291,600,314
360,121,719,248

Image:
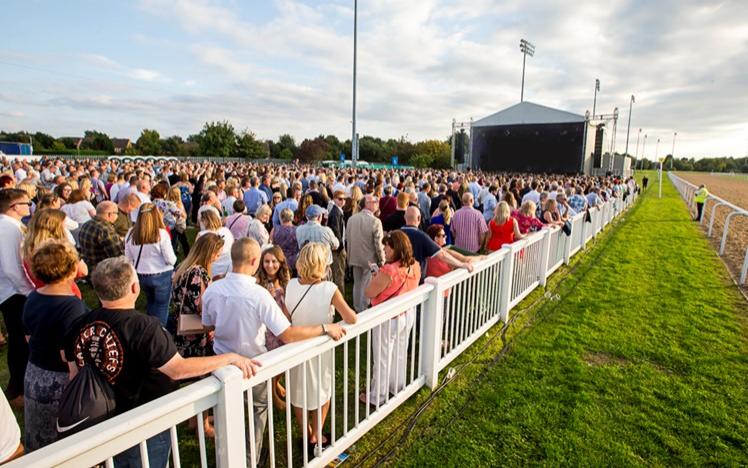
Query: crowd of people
0,155,637,465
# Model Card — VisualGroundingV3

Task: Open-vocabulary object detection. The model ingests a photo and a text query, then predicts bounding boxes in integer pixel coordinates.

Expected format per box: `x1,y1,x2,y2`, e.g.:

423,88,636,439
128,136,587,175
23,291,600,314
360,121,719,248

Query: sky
1,0,747,158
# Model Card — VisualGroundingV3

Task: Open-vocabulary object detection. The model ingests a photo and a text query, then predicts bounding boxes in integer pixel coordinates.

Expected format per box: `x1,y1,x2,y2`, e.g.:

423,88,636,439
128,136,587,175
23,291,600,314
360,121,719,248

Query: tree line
633,155,748,173
0,121,453,168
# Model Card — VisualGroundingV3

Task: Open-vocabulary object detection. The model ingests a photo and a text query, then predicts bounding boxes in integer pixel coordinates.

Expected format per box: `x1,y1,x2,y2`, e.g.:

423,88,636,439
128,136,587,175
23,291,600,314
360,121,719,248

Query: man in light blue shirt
296,205,339,265
243,176,268,216
482,184,499,222
272,188,300,227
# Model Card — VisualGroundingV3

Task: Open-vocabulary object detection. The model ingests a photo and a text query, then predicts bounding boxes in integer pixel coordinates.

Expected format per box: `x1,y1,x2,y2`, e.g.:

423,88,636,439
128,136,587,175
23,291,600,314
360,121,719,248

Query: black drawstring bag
56,344,117,438
562,220,572,236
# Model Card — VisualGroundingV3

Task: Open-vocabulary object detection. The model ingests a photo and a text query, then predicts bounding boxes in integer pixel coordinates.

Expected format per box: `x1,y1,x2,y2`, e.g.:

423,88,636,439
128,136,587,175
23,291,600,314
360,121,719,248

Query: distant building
111,138,133,154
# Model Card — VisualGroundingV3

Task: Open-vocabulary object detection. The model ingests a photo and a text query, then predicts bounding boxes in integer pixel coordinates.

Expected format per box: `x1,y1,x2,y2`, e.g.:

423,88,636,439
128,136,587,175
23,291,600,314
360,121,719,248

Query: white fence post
538,229,552,287
498,246,515,323
580,214,588,250
212,366,247,468
422,278,445,389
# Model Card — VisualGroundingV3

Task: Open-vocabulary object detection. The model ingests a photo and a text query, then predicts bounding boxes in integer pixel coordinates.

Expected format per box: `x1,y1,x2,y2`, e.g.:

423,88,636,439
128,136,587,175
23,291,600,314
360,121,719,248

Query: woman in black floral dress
170,233,224,358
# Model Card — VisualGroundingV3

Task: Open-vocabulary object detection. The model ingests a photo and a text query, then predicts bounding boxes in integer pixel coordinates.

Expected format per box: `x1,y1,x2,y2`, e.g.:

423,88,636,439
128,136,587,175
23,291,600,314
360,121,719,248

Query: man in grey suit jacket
346,194,385,312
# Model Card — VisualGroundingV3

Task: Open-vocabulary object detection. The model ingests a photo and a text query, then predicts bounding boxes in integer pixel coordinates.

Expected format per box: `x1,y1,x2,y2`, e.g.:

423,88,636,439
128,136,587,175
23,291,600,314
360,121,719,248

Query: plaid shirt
78,216,124,271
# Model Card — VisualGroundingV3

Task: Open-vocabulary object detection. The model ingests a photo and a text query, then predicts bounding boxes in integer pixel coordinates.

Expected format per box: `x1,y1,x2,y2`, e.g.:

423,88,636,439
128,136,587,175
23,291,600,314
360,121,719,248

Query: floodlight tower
519,39,535,102
592,79,600,118
670,132,677,170
624,95,635,156
351,0,358,165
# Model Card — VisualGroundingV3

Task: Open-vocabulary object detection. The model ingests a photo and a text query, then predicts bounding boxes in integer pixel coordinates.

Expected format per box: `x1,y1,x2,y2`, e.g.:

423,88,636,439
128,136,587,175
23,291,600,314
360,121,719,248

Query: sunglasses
11,202,32,207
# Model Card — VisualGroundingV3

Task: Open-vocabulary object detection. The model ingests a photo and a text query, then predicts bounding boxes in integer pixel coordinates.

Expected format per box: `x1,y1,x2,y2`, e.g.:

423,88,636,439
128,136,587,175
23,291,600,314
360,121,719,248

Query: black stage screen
472,122,584,174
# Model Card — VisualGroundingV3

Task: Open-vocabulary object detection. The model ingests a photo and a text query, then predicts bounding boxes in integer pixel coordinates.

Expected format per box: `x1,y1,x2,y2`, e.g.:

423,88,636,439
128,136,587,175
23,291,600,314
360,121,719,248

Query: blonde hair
296,243,328,282
493,201,511,225
200,209,222,231
23,209,68,260
280,208,294,223
255,204,272,218
350,185,364,214
519,200,536,217
438,199,453,225
129,203,165,245
174,232,224,283
17,182,37,199
166,186,185,211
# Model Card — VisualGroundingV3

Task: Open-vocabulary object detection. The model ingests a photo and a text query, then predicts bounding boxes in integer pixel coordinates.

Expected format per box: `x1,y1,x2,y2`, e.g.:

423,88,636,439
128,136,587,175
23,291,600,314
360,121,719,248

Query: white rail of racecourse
9,193,637,468
669,172,748,284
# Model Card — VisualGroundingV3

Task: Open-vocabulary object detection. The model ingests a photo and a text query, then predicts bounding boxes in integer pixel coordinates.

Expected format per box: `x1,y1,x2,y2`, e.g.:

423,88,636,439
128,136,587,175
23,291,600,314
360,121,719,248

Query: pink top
371,262,421,306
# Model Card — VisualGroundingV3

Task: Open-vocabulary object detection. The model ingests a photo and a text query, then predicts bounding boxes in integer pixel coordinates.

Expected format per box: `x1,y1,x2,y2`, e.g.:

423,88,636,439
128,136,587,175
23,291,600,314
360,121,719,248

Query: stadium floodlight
624,94,635,156
519,39,535,102
352,0,358,165
634,128,642,169
670,132,677,170
592,79,600,118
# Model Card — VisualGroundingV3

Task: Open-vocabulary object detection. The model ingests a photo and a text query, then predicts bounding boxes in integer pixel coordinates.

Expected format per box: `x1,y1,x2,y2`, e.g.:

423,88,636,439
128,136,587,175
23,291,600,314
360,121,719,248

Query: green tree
161,136,184,156
32,132,56,149
136,129,161,155
235,130,269,159
198,121,236,158
81,130,114,153
296,137,330,162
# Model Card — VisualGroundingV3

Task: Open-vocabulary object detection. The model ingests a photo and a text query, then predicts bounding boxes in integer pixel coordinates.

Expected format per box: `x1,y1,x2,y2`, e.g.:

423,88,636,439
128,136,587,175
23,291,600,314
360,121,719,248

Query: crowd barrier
669,172,748,285
9,192,637,468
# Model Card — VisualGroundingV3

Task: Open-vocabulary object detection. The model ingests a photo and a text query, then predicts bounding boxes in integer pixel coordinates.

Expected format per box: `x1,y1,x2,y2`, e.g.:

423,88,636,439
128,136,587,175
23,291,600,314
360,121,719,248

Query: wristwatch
321,324,328,336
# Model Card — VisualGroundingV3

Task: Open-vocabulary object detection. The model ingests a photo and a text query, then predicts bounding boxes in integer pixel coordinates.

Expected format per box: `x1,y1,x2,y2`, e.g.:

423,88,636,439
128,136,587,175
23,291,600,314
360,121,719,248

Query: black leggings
1,294,28,399
171,230,190,257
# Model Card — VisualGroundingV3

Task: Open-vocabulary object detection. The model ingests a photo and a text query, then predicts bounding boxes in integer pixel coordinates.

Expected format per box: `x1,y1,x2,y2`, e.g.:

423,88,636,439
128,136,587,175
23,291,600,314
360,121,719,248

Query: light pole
640,134,647,170
592,79,600,118
656,137,662,198
670,132,677,170
609,107,619,172
351,0,358,165
624,94,635,156
519,39,535,102
634,128,642,171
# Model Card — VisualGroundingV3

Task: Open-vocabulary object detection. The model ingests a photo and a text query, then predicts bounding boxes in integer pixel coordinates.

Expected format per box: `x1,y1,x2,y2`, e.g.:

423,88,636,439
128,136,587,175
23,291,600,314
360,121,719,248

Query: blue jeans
139,271,173,326
114,429,171,468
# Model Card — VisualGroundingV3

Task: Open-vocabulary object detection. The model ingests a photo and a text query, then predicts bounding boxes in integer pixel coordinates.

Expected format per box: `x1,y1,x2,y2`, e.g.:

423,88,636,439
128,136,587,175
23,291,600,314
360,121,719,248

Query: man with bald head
77,200,124,272
346,194,385,311
402,206,473,281
202,238,347,459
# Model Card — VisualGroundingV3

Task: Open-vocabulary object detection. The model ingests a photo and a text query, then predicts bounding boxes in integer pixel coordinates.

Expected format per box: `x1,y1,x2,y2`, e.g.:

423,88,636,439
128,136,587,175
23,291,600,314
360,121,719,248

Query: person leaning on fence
361,231,421,406
693,184,709,221
200,238,347,461
64,256,260,468
485,201,525,253
286,243,357,453
346,194,386,312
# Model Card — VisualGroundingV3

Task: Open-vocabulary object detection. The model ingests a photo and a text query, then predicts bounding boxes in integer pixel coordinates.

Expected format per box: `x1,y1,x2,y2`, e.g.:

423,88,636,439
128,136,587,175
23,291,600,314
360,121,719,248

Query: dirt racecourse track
677,172,748,288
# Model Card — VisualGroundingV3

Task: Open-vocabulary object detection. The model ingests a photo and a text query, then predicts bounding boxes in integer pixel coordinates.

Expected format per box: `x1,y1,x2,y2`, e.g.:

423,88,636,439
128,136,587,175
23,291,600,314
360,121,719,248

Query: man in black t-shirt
65,256,258,467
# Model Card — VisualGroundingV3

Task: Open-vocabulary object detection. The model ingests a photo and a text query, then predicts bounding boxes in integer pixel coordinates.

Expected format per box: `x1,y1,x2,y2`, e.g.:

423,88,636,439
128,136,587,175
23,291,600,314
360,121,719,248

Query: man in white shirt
202,238,346,460
521,181,541,206
0,189,34,404
130,179,152,222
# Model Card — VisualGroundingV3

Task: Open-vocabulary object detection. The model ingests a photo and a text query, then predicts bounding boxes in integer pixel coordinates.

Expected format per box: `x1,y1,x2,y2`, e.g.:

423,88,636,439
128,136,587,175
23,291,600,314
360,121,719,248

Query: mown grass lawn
346,174,748,466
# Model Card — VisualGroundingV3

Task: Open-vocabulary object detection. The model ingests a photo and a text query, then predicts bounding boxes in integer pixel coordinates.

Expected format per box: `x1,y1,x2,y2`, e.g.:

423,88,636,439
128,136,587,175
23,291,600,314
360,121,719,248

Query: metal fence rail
8,191,637,468
669,172,748,284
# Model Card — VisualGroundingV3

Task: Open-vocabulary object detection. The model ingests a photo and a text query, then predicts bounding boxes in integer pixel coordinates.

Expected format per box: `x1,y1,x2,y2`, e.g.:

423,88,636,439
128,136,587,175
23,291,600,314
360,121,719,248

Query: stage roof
473,101,585,127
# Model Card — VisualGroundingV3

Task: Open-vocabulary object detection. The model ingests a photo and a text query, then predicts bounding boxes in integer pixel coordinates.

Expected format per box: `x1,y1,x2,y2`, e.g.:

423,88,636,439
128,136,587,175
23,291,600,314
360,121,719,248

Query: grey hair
281,208,294,223
91,256,136,302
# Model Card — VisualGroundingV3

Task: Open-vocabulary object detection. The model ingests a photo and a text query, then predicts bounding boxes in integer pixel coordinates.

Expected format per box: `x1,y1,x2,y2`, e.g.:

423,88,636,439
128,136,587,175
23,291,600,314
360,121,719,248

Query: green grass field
2,173,746,466
345,173,748,466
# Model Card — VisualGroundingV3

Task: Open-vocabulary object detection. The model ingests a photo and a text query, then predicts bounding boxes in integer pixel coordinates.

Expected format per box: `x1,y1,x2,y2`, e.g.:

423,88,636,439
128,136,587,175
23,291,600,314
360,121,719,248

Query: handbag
584,209,592,224
175,279,206,336
562,220,572,236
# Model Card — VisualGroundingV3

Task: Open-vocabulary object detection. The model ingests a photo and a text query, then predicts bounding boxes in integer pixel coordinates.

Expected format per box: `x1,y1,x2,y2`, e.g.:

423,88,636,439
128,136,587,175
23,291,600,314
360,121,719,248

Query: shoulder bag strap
380,265,411,303
134,244,144,270
228,214,245,230
289,283,315,318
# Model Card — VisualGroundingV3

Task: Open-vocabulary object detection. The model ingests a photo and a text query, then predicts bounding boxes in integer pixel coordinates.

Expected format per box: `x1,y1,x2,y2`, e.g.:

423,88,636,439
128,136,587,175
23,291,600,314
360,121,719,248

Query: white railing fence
669,172,748,284
9,191,638,468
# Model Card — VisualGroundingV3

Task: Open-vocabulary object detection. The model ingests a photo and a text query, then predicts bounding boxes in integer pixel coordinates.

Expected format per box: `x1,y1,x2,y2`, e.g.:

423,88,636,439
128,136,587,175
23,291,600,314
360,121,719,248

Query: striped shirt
451,206,488,253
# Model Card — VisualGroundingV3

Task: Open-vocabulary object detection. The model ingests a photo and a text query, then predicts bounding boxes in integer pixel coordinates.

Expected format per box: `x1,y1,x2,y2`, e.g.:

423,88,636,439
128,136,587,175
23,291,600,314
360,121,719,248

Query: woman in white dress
197,209,234,278
286,243,356,450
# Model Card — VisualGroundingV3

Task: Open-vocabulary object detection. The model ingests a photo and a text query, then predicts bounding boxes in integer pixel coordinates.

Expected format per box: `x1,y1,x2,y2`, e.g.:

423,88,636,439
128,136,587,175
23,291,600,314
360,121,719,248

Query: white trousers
366,309,415,406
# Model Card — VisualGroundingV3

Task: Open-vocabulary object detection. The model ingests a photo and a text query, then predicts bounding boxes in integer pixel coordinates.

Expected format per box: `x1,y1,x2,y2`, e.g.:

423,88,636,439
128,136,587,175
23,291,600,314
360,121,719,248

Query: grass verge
345,174,748,466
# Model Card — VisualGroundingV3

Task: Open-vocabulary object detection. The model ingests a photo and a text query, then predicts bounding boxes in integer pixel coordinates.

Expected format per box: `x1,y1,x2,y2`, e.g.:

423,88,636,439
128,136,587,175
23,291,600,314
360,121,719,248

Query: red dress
487,219,515,251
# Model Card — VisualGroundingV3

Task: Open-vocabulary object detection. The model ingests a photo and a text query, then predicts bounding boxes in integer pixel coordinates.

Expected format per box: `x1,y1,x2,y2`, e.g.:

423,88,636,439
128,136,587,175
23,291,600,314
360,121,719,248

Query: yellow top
694,187,709,203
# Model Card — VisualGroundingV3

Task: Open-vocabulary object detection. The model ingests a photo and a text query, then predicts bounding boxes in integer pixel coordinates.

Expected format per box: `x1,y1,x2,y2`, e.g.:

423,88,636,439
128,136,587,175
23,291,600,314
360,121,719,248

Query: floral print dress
170,265,213,357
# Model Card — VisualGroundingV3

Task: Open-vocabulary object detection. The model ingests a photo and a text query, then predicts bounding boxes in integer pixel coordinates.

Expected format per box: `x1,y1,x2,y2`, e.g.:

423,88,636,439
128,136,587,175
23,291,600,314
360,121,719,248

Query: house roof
111,138,132,149
472,101,585,127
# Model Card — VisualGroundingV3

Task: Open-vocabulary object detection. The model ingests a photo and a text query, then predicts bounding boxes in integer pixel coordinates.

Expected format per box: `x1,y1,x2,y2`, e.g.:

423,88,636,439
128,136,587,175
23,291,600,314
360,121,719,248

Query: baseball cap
305,204,327,219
